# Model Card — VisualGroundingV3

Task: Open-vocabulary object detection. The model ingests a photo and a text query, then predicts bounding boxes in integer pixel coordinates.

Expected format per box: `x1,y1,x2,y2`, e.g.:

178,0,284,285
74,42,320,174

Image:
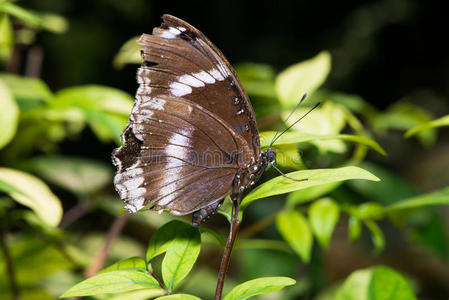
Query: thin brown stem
58,202,88,229
0,226,21,300
239,211,277,239
214,201,241,300
84,212,130,277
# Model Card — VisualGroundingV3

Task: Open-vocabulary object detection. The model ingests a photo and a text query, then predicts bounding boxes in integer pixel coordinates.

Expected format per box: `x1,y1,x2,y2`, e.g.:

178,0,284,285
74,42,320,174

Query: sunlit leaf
113,35,142,69
100,257,147,274
286,182,341,208
364,220,385,252
106,289,165,300
24,155,113,195
348,216,362,242
241,166,380,211
275,51,331,107
260,131,386,156
309,198,340,249
0,13,13,61
60,270,161,297
274,144,305,169
147,220,192,262
223,276,296,300
0,73,52,109
50,85,133,143
162,225,201,291
0,168,62,226
405,114,449,138
155,294,201,300
276,209,312,262
0,79,18,149
335,266,417,300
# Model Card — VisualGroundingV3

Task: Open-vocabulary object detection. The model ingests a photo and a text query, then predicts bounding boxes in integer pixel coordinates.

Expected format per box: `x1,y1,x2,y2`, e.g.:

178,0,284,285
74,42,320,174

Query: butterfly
112,15,278,226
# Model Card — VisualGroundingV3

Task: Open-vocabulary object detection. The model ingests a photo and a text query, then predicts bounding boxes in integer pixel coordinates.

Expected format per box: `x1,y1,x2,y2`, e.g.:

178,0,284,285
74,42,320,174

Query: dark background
22,0,449,110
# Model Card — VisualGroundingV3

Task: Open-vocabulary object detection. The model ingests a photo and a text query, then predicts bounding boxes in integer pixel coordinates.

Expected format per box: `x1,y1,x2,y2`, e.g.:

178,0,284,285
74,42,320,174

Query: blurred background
1,0,449,299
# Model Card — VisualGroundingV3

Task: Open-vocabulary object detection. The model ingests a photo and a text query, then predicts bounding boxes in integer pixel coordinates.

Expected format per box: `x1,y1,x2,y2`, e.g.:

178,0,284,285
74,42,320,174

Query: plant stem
0,226,21,300
84,212,129,277
214,201,241,300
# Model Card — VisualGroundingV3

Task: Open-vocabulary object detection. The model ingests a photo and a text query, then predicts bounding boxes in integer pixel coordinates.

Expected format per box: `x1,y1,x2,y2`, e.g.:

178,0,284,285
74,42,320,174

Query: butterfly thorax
231,148,275,198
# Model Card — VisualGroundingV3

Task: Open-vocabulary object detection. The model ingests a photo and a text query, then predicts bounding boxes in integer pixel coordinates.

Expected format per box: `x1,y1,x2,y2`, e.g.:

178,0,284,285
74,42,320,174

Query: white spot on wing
157,128,192,206
192,71,215,84
178,74,205,87
168,27,181,35
177,26,186,32
209,68,225,81
160,30,176,39
170,82,192,96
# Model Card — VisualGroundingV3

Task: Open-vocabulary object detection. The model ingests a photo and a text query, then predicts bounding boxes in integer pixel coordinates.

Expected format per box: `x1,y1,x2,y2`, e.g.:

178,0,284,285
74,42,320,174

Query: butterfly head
265,148,276,165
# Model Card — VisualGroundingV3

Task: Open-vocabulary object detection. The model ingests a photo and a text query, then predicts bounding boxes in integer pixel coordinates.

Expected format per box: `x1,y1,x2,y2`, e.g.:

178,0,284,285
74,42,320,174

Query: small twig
0,226,21,300
150,271,166,291
215,199,241,300
84,212,130,277
239,211,278,239
25,46,43,78
59,202,89,229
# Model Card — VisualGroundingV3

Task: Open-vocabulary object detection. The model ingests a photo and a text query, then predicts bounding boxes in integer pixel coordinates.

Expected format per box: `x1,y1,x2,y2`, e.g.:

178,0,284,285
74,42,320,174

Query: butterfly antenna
270,162,307,182
270,101,321,146
269,93,307,148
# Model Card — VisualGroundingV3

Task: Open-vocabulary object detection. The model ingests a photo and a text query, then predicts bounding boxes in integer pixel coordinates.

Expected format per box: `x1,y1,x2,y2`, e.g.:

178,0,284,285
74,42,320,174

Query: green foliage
0,167,62,226
275,51,331,107
276,209,313,262
223,277,296,300
1,11,448,299
335,266,417,300
0,79,18,149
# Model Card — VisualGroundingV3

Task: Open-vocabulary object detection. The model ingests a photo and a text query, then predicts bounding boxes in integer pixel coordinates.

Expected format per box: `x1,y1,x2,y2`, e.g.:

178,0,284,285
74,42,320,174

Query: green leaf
106,289,165,300
0,73,53,109
235,63,277,99
348,202,384,220
113,35,142,69
383,186,449,225
335,266,417,300
0,79,18,149
260,131,386,156
100,257,147,274
286,182,341,208
0,13,13,61
405,114,449,138
146,220,192,262
162,225,201,291
223,276,296,300
51,85,133,143
23,155,113,195
275,51,331,107
0,167,62,226
276,209,312,262
0,2,67,33
348,216,362,242
241,166,380,210
60,270,162,297
373,101,435,147
309,198,340,249
155,294,201,300
364,220,385,252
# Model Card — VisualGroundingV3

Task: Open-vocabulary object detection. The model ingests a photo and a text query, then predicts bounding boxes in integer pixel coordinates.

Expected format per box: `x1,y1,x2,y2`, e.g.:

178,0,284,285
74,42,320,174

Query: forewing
137,14,260,157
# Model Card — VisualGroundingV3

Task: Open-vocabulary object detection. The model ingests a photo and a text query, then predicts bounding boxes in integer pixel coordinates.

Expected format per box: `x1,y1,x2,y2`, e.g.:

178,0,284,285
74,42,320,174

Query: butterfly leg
191,198,224,227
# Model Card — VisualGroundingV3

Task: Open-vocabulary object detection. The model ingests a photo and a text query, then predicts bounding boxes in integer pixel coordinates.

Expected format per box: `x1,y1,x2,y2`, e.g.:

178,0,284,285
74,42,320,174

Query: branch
84,212,130,277
0,226,21,300
214,200,241,300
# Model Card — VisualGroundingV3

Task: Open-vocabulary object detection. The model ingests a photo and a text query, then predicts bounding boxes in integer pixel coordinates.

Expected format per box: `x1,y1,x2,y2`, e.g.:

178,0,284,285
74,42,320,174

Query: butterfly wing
112,95,251,215
137,14,261,158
